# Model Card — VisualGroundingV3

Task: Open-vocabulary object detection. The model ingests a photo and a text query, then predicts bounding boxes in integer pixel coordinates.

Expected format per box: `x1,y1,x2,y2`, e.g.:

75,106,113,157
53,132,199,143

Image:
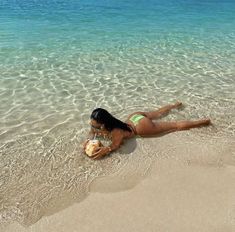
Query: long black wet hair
91,108,132,132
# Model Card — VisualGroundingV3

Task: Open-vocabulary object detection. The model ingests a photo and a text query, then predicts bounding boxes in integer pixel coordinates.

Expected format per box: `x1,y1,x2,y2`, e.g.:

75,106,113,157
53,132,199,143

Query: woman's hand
82,139,90,151
91,146,111,160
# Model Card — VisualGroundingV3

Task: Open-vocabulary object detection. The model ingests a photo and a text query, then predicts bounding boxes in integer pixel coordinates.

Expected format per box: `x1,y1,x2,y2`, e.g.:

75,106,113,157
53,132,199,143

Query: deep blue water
1,0,235,57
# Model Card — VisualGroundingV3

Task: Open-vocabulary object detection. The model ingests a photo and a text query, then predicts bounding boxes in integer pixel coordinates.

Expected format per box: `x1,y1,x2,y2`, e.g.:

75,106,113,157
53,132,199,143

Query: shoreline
2,132,235,232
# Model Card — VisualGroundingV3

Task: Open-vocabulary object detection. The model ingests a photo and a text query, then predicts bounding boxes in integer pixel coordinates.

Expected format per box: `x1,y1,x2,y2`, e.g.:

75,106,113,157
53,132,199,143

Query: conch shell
85,139,103,157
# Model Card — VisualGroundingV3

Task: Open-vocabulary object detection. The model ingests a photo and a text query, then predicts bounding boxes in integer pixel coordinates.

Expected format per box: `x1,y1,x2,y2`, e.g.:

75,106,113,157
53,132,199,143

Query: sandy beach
2,132,235,232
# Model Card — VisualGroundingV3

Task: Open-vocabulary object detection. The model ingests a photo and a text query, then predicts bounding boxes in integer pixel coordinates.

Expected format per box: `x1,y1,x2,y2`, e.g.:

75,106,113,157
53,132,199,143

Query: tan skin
83,102,211,159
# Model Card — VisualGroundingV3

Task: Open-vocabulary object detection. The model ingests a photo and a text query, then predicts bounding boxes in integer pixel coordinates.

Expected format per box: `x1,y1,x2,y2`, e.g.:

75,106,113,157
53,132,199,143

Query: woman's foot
201,119,211,126
174,101,183,109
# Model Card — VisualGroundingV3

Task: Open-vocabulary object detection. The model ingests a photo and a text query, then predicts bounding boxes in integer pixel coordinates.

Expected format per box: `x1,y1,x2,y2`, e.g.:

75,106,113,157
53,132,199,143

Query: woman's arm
91,129,124,159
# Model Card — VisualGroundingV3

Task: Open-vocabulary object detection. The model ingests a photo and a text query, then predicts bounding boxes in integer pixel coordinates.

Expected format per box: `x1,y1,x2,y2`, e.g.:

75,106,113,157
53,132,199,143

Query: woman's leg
136,118,211,136
144,102,182,120
127,102,182,120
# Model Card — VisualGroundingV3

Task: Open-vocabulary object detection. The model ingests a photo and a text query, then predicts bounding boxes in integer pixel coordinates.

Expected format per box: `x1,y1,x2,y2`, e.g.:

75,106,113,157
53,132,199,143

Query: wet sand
2,132,235,232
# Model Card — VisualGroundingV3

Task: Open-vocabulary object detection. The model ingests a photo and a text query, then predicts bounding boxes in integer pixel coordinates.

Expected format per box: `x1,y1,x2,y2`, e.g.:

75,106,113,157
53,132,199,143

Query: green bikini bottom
129,114,145,126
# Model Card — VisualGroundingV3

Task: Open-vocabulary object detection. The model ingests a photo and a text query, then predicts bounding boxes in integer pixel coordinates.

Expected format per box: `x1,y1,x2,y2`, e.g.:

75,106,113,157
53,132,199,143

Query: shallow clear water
0,0,235,226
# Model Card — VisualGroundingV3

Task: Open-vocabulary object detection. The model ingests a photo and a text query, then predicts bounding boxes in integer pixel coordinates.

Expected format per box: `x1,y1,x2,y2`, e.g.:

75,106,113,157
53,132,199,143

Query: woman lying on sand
83,102,211,159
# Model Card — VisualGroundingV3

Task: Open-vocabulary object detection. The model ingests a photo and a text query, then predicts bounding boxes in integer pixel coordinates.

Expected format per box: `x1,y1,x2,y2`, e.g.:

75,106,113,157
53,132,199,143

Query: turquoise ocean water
0,0,235,226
